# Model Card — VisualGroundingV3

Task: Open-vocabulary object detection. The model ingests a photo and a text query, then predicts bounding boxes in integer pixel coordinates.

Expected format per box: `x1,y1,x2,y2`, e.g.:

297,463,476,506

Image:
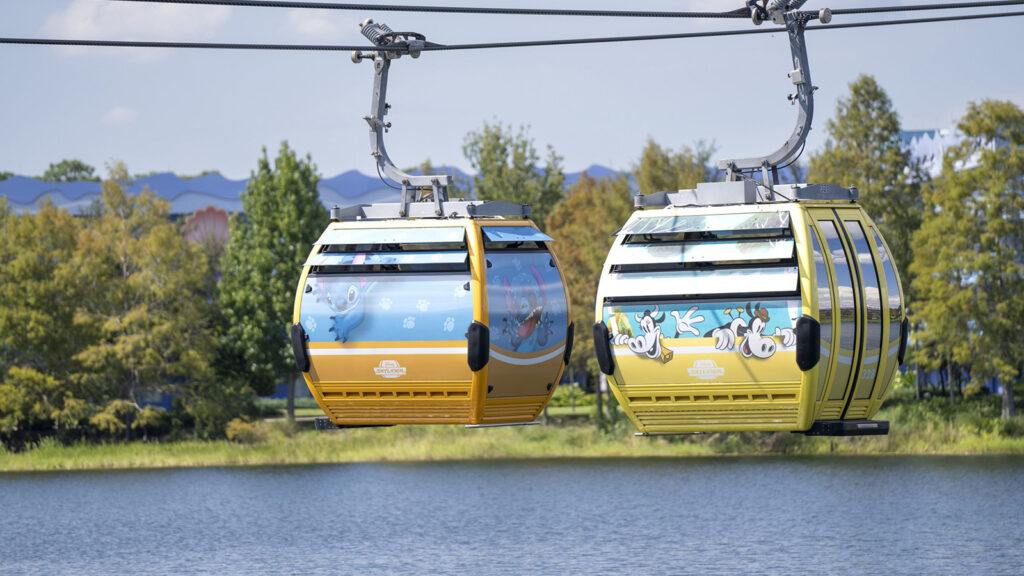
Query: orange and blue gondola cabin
292,213,572,427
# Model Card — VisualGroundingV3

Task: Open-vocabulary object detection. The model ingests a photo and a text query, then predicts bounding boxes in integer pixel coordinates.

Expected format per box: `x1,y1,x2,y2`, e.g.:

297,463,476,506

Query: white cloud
42,0,231,58
285,10,342,41
100,106,139,125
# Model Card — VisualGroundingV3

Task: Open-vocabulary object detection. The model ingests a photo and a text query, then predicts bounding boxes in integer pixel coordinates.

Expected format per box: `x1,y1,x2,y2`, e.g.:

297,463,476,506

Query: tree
40,159,100,182
217,142,327,420
634,138,715,196
911,100,1024,418
545,173,634,381
0,199,91,446
70,164,216,431
0,199,85,379
463,122,565,227
807,74,924,280
0,171,12,181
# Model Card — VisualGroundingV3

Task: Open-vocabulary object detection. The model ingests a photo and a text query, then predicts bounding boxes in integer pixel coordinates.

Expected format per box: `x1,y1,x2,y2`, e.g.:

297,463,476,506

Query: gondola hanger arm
352,19,449,216
719,1,833,187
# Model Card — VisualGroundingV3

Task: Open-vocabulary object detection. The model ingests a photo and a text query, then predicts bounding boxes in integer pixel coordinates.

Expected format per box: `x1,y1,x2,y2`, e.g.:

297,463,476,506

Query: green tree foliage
0,199,92,445
463,122,565,227
0,367,88,440
545,173,634,380
40,159,100,182
634,138,715,196
0,171,13,181
807,74,924,280
70,164,216,428
912,100,1024,418
0,199,85,378
217,142,327,418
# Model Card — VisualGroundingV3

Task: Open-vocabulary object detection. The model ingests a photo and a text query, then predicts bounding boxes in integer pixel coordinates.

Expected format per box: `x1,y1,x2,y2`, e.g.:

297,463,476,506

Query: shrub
225,418,265,444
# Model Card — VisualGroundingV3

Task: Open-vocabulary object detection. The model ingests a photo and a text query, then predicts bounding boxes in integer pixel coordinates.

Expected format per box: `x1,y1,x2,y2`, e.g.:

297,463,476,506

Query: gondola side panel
789,207,818,431
296,223,476,424
601,298,804,432
466,221,488,424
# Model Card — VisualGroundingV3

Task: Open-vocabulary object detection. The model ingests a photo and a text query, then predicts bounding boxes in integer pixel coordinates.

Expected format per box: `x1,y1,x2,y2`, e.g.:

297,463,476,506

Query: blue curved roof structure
0,165,617,215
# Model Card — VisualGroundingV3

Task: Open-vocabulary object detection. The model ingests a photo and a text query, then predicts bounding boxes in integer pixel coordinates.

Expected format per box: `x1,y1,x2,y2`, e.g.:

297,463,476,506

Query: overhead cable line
108,0,1024,17
109,0,750,19
3,10,1024,52
832,1,1024,16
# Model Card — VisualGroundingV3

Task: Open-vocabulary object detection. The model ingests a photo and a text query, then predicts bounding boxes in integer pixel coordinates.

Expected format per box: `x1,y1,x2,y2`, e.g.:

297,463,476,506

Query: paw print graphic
443,317,455,332
403,316,416,329
379,297,392,310
453,284,469,299
304,316,317,332
416,299,430,312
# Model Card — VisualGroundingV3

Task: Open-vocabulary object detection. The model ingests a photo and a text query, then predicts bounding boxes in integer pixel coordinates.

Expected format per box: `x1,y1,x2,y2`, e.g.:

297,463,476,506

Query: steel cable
108,0,751,19
3,10,1023,52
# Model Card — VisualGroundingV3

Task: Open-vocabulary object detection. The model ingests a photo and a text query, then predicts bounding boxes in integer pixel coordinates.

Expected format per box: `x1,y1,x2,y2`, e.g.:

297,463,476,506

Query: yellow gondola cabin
593,182,907,436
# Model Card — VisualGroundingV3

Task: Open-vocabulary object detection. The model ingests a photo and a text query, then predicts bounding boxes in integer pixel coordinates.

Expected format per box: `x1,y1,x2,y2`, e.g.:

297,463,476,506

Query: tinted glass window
872,228,903,397
819,220,856,401
809,226,833,401
847,221,882,400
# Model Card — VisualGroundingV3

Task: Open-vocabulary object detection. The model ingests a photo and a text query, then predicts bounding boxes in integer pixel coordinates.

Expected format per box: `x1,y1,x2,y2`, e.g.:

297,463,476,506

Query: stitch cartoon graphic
611,306,674,363
500,264,549,351
704,302,796,359
313,254,376,343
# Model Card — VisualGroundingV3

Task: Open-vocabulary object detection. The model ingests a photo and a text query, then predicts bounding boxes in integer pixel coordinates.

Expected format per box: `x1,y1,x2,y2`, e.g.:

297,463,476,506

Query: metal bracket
351,19,450,212
720,2,832,184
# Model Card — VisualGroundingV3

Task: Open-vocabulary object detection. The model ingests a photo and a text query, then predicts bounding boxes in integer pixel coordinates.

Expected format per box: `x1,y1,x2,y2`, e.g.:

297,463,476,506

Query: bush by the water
225,419,266,444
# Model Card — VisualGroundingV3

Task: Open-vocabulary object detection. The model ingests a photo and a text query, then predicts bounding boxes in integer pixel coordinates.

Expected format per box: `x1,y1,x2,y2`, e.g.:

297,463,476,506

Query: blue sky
1,0,1022,179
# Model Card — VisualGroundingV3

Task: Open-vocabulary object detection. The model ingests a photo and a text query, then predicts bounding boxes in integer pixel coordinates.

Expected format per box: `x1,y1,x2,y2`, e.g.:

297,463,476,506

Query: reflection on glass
847,221,882,400
305,251,469,267
609,239,794,266
300,273,473,344
872,228,903,398
316,226,466,247
481,226,554,243
603,267,799,298
620,212,790,236
819,220,856,401
486,252,569,354
809,226,833,401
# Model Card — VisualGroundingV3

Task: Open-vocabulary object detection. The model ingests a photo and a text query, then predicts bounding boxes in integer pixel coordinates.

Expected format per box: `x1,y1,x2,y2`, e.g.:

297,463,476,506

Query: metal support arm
351,20,448,214
720,3,831,183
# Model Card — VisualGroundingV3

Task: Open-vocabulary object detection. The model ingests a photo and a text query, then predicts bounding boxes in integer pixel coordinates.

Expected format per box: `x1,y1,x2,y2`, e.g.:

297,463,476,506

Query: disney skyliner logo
374,360,407,379
688,359,726,380
372,359,723,380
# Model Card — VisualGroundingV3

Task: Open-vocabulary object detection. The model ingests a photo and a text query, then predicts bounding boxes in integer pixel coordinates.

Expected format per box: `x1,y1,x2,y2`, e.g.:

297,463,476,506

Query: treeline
2,76,1021,450
806,76,1023,419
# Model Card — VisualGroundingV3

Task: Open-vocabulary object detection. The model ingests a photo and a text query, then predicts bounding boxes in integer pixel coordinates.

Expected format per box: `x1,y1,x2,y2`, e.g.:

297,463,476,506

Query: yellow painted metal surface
598,200,904,434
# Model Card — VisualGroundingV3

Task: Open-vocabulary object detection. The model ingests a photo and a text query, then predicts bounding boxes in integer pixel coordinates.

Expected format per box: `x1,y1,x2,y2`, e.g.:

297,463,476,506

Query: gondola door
480,225,570,421
807,209,861,420
834,208,887,419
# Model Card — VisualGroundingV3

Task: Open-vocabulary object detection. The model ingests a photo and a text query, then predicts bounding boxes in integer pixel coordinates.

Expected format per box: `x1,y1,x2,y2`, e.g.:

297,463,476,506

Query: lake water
1,456,1022,575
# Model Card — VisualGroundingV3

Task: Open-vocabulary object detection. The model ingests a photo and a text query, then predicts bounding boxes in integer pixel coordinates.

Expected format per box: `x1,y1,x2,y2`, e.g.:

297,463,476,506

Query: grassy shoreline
4,387,1023,472
3,415,1023,473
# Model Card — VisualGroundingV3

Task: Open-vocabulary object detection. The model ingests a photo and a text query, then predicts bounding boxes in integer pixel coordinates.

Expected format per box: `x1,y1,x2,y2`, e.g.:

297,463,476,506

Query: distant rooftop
0,164,618,215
